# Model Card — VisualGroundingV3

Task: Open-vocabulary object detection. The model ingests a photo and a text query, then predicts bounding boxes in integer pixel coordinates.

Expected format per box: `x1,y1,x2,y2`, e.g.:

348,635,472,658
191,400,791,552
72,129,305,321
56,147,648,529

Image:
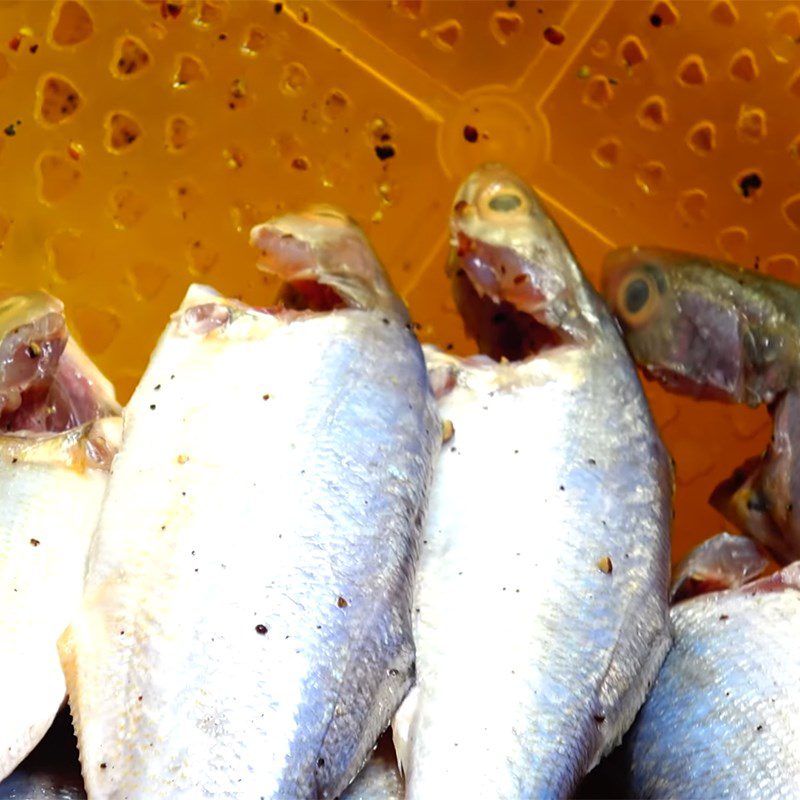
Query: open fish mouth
447,243,567,362
0,292,119,434
250,207,409,320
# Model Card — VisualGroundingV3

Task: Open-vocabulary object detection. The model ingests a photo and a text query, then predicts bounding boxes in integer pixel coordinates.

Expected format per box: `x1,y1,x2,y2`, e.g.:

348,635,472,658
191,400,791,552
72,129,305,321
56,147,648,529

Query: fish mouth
250,208,408,319
250,214,349,312
449,231,570,362
0,292,119,435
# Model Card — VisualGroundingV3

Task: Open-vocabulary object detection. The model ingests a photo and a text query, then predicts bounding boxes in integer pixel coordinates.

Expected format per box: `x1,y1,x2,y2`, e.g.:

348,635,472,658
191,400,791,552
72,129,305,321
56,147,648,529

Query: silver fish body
68,255,438,796
0,421,119,782
0,293,120,781
625,563,800,798
394,165,672,798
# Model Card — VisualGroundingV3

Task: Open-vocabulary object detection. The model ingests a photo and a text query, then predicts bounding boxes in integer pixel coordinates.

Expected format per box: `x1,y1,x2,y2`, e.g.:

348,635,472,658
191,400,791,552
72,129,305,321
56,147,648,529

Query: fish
66,207,439,799
601,246,800,563
601,246,800,407
393,164,673,798
623,536,800,799
0,292,121,781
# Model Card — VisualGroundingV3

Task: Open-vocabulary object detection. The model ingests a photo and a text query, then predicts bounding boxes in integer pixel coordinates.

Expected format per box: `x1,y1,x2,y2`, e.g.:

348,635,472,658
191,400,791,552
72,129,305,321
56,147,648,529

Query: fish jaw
669,532,770,603
625,563,800,798
0,292,68,426
69,286,438,799
250,207,410,323
398,345,671,798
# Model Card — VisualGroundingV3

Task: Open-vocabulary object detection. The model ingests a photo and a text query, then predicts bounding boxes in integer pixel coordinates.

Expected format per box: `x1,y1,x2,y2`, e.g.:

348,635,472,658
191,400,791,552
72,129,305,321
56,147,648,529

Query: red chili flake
8,34,22,51
463,124,478,143
29,43,39,54
255,624,268,634
374,144,395,161
100,763,107,770
30,538,40,547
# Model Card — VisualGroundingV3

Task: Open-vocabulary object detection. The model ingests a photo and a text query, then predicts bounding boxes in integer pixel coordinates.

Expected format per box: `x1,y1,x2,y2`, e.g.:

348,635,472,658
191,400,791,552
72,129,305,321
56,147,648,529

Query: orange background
2,0,797,562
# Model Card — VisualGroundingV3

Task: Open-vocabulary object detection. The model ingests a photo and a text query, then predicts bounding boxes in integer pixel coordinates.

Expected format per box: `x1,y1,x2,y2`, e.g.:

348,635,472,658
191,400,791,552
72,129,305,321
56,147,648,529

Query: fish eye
477,183,530,220
489,193,522,212
616,269,661,328
625,278,650,314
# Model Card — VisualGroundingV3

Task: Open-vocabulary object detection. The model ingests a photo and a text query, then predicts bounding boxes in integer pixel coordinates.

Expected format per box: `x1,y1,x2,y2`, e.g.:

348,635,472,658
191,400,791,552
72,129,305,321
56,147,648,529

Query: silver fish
625,543,800,798
66,208,439,799
393,164,673,798
0,293,121,781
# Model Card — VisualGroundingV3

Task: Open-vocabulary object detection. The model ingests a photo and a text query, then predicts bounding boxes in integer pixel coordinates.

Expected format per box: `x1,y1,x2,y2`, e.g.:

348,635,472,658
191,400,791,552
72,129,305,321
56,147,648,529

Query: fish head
0,291,67,423
250,206,409,321
449,163,594,360
602,246,755,403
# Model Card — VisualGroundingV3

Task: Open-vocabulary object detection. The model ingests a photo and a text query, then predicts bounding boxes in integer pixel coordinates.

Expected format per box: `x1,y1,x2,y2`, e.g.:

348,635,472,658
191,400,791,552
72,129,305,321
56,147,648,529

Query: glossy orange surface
2,0,796,561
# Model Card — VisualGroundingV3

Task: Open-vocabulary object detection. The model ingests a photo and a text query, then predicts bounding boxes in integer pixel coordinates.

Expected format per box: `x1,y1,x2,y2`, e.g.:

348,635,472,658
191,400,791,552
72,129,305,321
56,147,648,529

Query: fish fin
670,532,770,603
391,685,419,779
711,390,800,565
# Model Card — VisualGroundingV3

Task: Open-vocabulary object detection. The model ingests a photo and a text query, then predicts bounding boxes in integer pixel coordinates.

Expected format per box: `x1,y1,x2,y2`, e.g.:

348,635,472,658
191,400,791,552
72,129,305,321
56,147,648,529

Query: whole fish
66,208,439,799
393,164,673,798
0,293,121,781
601,247,800,562
624,536,800,798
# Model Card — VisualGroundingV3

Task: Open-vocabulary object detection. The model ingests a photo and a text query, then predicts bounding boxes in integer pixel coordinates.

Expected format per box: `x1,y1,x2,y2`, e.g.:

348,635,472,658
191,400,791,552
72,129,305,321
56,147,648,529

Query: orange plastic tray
3,0,798,561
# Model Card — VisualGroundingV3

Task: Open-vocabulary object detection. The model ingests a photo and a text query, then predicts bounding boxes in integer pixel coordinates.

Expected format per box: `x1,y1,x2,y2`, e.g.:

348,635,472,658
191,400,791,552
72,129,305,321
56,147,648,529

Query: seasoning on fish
393,164,673,798
66,207,439,799
624,540,800,799
0,292,121,782
669,531,770,603
601,246,800,563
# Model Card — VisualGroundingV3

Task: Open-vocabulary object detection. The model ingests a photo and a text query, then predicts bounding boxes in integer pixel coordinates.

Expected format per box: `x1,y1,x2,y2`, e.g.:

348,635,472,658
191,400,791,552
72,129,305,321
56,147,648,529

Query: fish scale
67,280,438,799
625,564,800,798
